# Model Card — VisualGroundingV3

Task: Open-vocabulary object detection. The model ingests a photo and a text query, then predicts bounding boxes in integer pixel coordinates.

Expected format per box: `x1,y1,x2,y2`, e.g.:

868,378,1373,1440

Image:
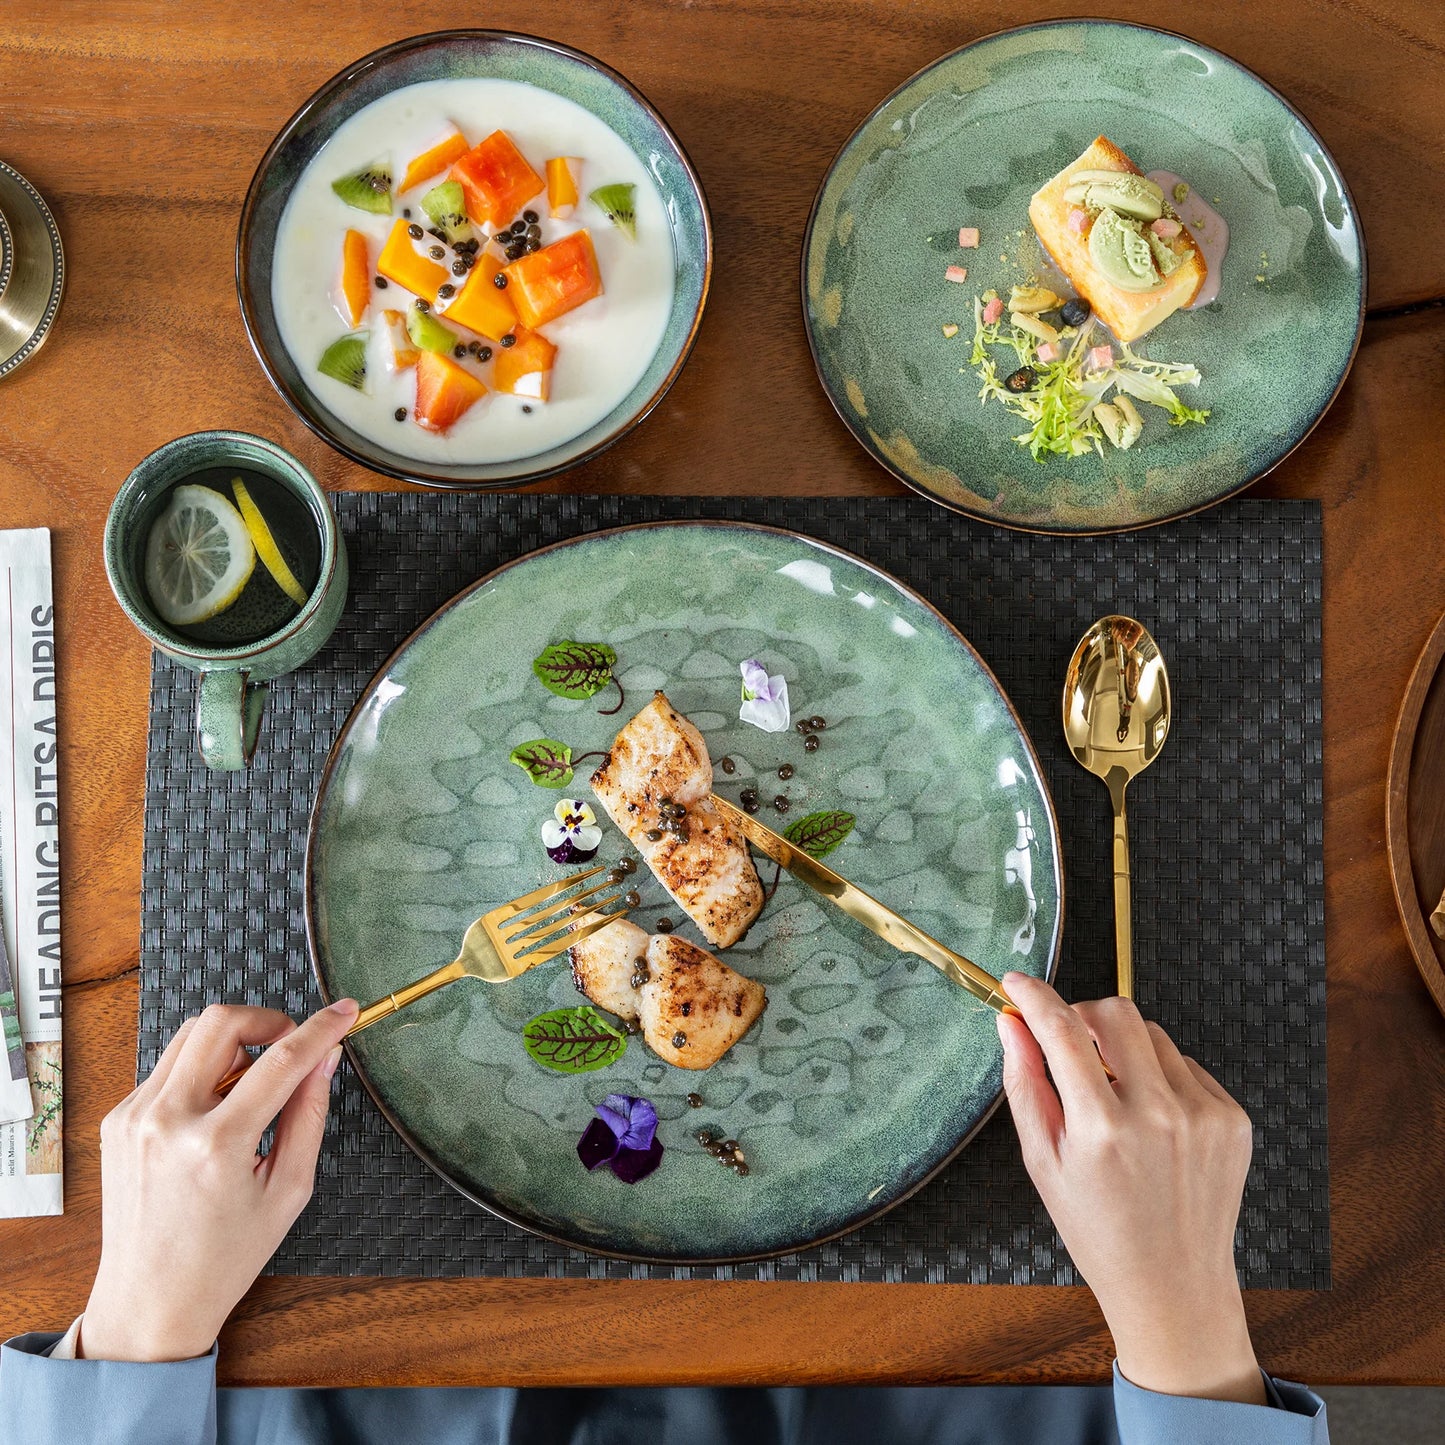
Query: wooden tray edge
1385,607,1445,1018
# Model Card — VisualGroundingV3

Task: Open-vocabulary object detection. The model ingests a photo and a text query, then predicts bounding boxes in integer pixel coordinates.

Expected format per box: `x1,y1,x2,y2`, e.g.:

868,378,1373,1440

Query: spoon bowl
1063,616,1172,998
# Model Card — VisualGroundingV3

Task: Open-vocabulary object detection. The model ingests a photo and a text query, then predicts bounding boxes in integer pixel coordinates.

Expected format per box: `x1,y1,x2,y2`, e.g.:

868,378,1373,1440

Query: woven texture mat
140,494,1327,1287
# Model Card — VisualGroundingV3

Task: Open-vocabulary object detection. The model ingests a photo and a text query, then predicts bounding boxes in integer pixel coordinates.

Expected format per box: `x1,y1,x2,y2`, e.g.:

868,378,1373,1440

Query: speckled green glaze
103,431,348,771
238,30,711,489
307,523,1061,1261
803,21,1364,533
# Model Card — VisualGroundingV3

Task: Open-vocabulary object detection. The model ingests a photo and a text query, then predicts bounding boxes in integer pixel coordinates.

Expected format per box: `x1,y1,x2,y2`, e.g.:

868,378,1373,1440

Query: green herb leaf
509,738,575,788
783,809,856,860
523,1006,628,1073
533,641,617,700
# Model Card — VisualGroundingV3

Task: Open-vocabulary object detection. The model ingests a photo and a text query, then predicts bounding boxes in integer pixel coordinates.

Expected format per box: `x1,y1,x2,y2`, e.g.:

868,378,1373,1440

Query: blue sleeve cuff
1113,1361,1329,1444
1,1332,218,1445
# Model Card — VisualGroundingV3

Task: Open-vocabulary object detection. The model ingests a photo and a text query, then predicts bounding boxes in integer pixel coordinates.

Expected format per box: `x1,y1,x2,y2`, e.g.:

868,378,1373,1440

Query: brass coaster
0,162,65,381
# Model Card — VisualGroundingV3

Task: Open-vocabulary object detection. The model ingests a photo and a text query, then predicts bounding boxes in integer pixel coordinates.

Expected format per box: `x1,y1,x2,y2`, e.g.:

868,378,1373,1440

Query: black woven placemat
139,494,1327,1287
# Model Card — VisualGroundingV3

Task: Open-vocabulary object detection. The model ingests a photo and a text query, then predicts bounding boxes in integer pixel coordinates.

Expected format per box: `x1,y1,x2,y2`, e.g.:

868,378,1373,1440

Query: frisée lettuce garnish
969,291,1209,461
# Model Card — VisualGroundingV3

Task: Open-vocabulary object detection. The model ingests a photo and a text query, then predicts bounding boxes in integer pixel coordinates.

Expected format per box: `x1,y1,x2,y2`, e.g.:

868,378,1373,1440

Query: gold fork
214,863,632,1096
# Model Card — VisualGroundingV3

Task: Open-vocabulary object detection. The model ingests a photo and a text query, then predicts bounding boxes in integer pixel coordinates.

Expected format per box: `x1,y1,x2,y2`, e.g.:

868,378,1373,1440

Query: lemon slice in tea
231,477,309,607
143,484,256,627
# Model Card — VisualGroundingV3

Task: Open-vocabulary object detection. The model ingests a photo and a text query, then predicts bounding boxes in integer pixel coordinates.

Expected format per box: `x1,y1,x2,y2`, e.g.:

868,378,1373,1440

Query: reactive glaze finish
803,20,1365,532
308,522,1062,1260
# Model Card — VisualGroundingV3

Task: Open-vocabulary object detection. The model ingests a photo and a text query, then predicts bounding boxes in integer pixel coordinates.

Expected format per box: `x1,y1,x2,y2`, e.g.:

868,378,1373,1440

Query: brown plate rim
797,16,1368,537
303,517,1065,1264
1385,605,1445,1018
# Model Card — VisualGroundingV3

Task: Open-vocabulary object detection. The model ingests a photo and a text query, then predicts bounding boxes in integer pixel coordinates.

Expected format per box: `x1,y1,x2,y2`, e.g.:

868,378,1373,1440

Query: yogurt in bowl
238,32,710,488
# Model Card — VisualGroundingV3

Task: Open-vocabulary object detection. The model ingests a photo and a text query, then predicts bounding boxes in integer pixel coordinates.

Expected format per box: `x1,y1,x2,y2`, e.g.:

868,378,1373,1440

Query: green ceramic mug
104,430,348,770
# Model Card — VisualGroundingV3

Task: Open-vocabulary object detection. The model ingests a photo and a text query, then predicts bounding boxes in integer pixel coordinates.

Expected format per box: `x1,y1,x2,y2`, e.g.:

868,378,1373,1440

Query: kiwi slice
405,305,458,355
332,160,393,215
421,180,473,245
588,182,636,241
317,333,368,390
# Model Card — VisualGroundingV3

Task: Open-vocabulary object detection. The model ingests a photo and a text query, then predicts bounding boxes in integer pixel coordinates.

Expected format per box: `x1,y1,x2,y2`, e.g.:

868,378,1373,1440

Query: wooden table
2,0,1443,1390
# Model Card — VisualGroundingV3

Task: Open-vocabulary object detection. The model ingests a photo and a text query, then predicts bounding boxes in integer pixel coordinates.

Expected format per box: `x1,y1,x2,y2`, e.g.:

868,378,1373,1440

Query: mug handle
196,670,267,771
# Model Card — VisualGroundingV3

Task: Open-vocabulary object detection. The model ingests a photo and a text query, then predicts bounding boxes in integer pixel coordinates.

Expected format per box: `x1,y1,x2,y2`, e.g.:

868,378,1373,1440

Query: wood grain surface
2,0,1444,1389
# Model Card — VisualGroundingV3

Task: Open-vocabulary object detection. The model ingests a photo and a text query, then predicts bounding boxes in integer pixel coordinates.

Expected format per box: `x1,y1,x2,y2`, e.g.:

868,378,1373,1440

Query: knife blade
713,794,1017,1014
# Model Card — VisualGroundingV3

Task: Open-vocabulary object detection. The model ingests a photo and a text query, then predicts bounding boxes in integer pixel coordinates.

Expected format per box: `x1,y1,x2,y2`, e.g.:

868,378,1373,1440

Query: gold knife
713,794,1018,1015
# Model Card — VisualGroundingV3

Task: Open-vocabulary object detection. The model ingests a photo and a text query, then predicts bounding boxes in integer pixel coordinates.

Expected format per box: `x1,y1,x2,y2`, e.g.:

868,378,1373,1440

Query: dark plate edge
797,16,1369,537
303,517,1066,1265
235,28,713,491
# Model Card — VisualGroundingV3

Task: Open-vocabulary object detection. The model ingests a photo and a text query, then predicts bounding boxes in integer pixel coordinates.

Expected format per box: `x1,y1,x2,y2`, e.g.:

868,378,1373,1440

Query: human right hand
80,998,359,1362
998,973,1265,1405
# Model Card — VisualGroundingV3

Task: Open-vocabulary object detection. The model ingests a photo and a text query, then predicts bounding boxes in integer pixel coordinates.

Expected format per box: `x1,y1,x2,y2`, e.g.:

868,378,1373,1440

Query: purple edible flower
575,1093,664,1183
596,1093,659,1150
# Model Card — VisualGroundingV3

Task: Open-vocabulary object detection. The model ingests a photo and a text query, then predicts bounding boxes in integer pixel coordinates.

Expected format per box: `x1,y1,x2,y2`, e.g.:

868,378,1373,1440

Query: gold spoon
1062,616,1172,999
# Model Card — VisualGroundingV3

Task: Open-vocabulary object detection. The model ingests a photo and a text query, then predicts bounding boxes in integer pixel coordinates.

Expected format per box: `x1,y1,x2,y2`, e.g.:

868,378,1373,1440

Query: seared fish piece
571,919,766,1070
589,691,763,947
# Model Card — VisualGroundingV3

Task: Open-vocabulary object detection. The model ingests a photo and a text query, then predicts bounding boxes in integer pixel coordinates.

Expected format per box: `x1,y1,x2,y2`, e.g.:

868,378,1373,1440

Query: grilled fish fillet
589,692,763,947
571,918,766,1070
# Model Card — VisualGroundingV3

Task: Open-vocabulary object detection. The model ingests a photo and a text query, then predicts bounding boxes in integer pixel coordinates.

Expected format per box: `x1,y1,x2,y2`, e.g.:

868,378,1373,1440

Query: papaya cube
441,251,519,341
494,327,557,401
502,229,603,329
381,309,419,371
451,130,544,230
414,351,487,432
376,218,449,303
546,156,582,218
339,229,370,326
400,130,469,193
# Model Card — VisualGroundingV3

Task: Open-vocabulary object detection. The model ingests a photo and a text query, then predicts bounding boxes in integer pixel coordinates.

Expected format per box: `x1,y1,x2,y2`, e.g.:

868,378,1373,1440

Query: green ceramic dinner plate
307,523,1062,1261
803,20,1365,533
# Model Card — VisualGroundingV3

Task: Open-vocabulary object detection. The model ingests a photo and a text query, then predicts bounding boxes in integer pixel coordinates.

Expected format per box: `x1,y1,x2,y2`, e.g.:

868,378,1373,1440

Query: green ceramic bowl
238,30,711,489
803,20,1365,533
307,522,1062,1261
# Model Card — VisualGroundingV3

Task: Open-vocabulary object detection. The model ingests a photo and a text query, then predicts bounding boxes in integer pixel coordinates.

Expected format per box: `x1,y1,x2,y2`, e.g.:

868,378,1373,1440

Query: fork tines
490,865,631,962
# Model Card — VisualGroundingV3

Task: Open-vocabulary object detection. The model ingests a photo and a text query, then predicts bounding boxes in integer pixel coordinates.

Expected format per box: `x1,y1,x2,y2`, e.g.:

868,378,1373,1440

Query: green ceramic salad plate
803,20,1365,533
307,522,1062,1262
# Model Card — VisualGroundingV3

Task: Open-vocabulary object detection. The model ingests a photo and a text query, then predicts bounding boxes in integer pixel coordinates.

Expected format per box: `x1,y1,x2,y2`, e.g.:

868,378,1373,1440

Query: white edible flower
739,659,790,733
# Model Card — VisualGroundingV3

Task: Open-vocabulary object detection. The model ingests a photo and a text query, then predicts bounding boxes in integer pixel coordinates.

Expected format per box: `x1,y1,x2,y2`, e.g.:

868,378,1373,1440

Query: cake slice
1029,136,1206,343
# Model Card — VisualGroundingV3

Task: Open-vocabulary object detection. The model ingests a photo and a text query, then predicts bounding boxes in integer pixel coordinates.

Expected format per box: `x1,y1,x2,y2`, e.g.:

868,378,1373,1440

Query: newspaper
0,834,33,1126
0,529,63,1216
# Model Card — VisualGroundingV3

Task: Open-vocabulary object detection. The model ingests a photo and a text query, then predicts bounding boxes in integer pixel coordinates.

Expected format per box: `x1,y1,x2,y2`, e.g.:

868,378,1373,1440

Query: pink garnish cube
1036,342,1059,363
1068,208,1089,235
945,264,968,284
1087,344,1114,371
1150,217,1182,238
982,297,1004,325
957,227,979,248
